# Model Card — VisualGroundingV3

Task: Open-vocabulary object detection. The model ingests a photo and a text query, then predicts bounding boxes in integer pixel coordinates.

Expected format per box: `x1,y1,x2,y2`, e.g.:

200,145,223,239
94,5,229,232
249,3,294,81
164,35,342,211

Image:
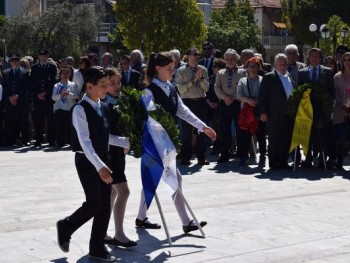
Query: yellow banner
289,89,313,154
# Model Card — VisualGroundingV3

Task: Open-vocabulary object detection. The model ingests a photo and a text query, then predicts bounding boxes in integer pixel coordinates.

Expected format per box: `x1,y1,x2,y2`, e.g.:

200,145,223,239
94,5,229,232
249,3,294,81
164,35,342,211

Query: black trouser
304,124,328,164
33,100,55,144
181,98,207,161
4,106,29,145
54,109,71,146
206,103,220,151
65,153,111,255
218,100,241,157
267,116,293,167
238,120,267,160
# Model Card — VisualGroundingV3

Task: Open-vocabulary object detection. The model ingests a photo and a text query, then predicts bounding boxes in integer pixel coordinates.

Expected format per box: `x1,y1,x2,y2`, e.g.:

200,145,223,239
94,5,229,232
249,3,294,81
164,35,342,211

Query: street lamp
340,27,349,44
321,25,349,57
309,23,327,48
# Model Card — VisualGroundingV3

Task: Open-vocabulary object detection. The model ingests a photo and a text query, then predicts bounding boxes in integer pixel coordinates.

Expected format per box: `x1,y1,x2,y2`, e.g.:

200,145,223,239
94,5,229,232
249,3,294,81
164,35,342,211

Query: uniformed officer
2,54,31,146
30,49,58,147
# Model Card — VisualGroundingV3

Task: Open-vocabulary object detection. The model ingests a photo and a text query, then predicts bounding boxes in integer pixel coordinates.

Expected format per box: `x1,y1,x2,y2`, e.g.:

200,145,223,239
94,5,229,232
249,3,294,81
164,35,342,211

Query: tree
319,15,350,57
207,0,260,54
0,0,98,59
281,0,350,45
113,0,207,55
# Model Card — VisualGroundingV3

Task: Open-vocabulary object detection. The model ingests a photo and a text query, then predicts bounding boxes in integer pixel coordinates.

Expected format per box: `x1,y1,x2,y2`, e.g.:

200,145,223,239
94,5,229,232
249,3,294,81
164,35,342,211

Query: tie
312,67,317,83
227,68,233,89
205,59,209,69
96,105,103,117
125,71,129,83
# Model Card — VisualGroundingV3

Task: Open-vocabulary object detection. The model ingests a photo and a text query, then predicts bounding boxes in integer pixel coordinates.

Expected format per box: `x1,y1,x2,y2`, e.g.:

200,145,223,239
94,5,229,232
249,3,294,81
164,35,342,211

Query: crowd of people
1,42,350,171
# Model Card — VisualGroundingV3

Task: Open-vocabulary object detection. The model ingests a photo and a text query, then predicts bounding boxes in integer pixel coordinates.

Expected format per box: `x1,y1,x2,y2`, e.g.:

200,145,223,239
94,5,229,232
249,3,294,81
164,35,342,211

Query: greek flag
141,94,179,209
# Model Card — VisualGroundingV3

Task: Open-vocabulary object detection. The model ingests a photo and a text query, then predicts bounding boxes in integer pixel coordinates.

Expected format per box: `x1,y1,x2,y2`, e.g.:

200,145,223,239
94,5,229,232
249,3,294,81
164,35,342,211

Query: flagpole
154,192,172,245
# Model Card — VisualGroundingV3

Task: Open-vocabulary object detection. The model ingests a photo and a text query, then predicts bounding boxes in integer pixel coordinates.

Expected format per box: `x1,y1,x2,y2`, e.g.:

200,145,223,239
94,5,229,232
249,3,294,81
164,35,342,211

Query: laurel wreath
114,86,181,158
287,83,333,128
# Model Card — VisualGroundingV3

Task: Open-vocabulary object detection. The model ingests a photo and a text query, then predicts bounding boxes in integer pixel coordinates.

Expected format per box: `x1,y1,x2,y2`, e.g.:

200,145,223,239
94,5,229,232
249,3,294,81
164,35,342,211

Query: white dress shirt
72,95,130,172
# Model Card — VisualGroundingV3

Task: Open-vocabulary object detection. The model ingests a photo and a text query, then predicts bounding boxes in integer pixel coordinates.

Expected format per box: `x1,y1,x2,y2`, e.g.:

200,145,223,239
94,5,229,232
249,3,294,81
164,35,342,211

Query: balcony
261,35,295,48
95,22,116,43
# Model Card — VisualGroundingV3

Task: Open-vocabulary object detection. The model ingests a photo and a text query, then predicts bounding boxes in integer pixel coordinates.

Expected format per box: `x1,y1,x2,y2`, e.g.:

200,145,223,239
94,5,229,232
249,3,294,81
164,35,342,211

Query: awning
273,22,287,29
104,0,116,6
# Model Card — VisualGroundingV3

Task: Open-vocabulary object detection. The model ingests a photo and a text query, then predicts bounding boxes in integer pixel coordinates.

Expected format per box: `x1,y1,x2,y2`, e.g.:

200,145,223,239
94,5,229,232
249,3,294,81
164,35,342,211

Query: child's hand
98,166,113,184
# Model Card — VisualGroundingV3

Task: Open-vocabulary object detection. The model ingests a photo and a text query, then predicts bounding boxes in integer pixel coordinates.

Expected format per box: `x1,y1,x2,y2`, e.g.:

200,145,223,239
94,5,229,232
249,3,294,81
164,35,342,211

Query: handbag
238,79,258,134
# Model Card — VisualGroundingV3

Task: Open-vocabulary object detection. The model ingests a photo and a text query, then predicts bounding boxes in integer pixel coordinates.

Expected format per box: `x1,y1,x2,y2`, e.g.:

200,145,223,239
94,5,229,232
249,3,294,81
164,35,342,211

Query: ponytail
145,52,173,85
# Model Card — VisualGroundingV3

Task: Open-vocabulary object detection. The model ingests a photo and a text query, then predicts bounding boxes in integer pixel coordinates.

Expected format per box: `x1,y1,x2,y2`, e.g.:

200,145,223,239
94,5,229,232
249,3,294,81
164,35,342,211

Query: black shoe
258,158,266,168
104,237,137,248
281,163,293,170
183,220,207,234
180,160,192,165
135,217,161,229
89,252,116,262
198,159,210,165
217,155,229,163
56,219,71,253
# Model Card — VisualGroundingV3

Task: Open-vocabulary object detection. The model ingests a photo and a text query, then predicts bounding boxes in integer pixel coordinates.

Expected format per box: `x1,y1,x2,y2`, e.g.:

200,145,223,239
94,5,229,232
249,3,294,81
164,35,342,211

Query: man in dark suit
2,54,31,146
199,41,214,77
259,53,295,170
298,48,334,168
119,55,141,90
30,49,58,147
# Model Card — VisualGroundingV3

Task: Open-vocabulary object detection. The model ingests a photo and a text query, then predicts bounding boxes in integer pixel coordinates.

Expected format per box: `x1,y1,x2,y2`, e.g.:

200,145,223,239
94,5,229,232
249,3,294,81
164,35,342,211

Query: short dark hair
120,55,131,62
83,67,108,85
202,41,213,48
213,58,226,69
186,47,199,56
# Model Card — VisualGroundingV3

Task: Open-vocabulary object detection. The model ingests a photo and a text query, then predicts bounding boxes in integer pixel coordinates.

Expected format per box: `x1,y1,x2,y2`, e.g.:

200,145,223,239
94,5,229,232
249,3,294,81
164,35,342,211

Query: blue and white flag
141,93,179,209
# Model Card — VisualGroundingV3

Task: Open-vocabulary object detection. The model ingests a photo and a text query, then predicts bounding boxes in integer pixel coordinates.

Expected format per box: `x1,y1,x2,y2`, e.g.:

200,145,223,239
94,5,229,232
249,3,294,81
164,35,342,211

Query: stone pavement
1,145,350,262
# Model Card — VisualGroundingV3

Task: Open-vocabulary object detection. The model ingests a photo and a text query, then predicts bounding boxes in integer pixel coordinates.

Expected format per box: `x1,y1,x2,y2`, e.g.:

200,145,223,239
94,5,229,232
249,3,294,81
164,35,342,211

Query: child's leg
112,182,130,242
137,189,148,220
172,172,191,226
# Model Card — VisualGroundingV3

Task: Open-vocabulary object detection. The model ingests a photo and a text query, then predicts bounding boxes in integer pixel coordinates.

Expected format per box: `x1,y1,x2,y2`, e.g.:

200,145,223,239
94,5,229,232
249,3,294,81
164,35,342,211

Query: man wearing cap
30,49,58,147
2,54,31,146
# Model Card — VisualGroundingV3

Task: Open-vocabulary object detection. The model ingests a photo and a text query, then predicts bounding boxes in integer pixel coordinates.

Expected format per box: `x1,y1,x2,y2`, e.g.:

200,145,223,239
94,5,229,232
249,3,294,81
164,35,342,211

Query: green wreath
114,86,181,158
288,83,333,128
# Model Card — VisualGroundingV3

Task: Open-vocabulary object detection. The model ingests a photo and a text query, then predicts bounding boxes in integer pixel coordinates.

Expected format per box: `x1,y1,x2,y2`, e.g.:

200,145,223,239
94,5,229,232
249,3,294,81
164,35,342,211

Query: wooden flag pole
154,192,172,245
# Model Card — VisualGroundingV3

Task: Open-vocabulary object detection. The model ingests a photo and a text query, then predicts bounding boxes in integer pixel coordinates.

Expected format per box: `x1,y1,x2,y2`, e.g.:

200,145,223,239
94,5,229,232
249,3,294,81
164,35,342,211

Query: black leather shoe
104,237,137,247
135,217,161,229
217,155,229,163
183,220,207,234
198,159,210,165
56,219,71,253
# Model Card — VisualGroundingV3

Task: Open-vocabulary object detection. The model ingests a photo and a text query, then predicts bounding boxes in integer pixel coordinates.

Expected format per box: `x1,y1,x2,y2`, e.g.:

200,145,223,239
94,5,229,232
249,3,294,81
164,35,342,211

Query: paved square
1,146,350,262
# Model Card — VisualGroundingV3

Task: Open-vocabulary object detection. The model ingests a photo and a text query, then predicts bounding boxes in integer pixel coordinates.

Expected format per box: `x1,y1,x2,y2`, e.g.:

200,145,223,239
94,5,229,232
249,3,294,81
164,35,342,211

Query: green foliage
207,0,260,53
0,1,98,59
113,0,207,55
149,105,181,153
281,0,350,45
114,86,146,158
288,83,333,128
114,86,181,158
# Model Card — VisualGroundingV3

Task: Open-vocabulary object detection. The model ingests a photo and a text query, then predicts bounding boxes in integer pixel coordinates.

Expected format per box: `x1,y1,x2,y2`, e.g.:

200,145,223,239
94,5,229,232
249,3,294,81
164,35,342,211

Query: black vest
71,100,110,161
147,82,178,120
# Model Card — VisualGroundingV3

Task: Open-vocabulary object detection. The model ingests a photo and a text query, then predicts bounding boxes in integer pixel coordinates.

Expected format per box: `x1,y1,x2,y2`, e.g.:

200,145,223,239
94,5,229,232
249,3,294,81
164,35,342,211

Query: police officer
30,49,58,147
2,54,31,146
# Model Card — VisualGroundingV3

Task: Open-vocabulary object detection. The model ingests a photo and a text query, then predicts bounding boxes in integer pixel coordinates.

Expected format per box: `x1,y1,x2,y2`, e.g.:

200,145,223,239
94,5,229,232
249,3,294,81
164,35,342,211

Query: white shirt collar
82,94,101,108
